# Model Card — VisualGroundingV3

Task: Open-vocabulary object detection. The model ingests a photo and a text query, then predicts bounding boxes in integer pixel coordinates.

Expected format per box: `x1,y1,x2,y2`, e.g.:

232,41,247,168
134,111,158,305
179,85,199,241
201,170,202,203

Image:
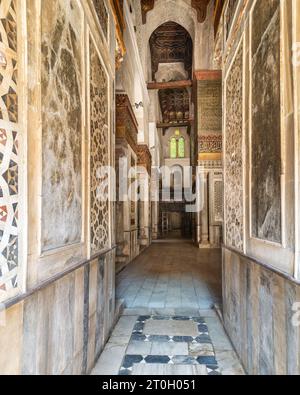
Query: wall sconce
133,102,144,109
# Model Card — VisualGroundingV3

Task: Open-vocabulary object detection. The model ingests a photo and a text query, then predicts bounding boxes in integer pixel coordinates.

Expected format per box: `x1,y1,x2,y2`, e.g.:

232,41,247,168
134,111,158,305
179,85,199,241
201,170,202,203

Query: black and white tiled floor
93,243,244,376
92,309,245,376
119,316,221,376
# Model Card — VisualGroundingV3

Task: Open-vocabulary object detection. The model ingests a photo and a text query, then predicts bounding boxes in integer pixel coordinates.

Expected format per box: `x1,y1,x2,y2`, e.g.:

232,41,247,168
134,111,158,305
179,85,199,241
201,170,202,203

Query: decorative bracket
191,0,210,23
141,0,155,24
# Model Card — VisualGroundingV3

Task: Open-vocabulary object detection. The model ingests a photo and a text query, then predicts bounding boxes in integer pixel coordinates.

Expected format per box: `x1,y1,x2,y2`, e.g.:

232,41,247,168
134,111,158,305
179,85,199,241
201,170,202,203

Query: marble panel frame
26,0,116,291
223,0,297,278
247,0,295,276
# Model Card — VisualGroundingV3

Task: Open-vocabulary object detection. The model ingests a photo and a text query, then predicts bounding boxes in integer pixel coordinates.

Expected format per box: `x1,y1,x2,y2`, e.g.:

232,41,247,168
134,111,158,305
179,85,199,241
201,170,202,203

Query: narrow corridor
1,0,299,377
92,242,244,376
117,242,222,310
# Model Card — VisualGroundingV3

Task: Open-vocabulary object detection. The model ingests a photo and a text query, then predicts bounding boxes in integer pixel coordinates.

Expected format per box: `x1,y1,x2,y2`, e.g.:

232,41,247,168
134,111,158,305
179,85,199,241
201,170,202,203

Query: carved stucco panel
0,0,19,298
90,37,110,254
224,43,244,252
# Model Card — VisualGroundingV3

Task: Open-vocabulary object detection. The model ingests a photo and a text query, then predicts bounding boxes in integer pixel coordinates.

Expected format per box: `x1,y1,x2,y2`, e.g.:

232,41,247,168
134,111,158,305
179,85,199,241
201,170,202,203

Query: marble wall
251,0,281,243
41,0,83,251
21,251,115,375
223,248,300,375
0,0,117,375
219,0,299,375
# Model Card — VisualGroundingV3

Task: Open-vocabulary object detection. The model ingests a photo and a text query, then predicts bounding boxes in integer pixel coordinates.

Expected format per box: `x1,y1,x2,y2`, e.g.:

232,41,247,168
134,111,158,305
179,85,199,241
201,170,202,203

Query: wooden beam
157,121,191,129
147,80,192,90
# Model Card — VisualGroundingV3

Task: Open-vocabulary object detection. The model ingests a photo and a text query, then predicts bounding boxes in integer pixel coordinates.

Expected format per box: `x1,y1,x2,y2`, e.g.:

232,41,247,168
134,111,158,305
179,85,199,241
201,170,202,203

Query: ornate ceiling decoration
149,22,193,80
159,88,190,125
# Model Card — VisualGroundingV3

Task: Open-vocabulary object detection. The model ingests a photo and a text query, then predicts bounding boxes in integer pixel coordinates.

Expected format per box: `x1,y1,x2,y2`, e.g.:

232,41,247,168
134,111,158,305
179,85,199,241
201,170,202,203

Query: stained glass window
178,137,185,158
170,137,177,159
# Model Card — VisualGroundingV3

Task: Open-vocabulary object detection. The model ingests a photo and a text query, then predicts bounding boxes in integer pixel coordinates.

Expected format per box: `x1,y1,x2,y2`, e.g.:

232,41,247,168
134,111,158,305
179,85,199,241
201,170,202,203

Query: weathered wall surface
251,1,281,243
41,0,83,251
219,0,299,375
223,248,300,375
21,251,115,375
0,0,117,375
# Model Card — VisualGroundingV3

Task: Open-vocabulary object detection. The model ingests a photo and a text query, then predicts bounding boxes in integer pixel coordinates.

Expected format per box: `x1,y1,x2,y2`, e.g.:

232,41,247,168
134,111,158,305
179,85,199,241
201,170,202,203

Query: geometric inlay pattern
0,0,19,299
90,37,110,254
119,316,221,376
224,43,244,252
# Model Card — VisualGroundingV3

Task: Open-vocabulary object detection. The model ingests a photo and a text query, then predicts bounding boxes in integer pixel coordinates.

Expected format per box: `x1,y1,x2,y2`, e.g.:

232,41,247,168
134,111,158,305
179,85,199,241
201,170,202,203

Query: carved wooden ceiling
149,22,193,80
159,88,190,125
141,0,210,24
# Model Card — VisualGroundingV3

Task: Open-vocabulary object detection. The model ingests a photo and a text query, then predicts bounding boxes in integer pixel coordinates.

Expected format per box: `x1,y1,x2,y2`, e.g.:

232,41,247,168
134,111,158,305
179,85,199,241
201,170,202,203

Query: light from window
178,137,185,158
170,137,177,159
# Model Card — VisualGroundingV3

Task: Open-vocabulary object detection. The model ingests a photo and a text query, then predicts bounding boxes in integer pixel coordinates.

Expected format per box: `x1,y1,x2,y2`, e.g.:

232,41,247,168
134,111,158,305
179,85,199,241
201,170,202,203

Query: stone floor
116,241,222,309
91,309,245,376
92,242,245,376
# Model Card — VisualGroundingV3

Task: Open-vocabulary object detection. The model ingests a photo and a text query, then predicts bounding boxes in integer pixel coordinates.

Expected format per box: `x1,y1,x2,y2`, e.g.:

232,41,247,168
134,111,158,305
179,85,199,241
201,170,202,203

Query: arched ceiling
149,21,193,80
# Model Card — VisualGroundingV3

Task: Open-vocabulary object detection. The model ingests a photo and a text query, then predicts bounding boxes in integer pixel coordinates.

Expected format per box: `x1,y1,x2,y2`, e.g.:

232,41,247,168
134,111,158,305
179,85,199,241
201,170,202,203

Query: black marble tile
145,355,171,364
195,335,213,344
198,324,209,332
133,323,145,332
197,356,218,365
122,355,144,369
131,333,147,342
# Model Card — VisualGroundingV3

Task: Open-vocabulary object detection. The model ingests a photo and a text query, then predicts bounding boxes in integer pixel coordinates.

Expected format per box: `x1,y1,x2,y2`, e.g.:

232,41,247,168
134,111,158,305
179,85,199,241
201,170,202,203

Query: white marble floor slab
144,320,199,337
116,242,222,310
91,312,245,376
